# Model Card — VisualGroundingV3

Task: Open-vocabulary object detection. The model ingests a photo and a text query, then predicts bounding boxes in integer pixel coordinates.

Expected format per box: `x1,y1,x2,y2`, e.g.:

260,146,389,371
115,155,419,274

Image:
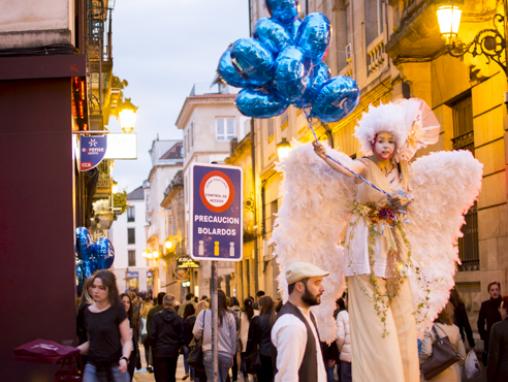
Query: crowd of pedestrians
75,267,508,382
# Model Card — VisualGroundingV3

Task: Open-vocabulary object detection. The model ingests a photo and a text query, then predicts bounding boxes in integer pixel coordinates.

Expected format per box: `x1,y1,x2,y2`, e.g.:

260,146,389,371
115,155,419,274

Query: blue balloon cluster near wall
217,0,360,122
75,227,115,290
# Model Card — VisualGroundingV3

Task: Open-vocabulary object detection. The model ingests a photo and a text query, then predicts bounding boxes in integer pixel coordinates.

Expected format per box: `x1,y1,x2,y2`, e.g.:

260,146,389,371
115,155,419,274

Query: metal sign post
190,163,243,382
211,261,219,382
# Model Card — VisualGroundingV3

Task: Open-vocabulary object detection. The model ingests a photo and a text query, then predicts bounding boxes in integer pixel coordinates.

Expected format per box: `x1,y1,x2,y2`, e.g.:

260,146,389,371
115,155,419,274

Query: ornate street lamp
276,137,291,160
118,98,138,134
436,0,507,77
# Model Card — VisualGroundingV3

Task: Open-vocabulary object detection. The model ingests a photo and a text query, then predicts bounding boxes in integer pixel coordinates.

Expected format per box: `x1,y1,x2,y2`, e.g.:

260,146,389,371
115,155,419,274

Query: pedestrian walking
477,281,502,364
120,293,140,381
193,289,237,382
335,296,351,382
271,261,329,381
146,292,166,373
139,294,154,371
78,270,132,382
182,303,197,381
487,295,508,382
229,296,242,382
149,294,183,382
448,288,475,350
246,295,276,382
239,297,257,381
420,303,466,382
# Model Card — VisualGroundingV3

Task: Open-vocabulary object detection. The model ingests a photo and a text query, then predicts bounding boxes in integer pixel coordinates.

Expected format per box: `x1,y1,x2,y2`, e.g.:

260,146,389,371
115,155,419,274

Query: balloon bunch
217,0,359,122
75,227,115,289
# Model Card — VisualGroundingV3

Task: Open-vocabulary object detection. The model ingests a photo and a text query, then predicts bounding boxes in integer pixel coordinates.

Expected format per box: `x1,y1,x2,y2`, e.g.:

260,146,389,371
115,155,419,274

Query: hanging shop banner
190,163,243,261
79,135,107,171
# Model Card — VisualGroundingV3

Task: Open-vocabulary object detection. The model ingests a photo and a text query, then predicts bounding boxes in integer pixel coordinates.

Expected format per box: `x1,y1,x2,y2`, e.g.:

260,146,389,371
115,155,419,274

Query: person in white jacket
336,296,352,382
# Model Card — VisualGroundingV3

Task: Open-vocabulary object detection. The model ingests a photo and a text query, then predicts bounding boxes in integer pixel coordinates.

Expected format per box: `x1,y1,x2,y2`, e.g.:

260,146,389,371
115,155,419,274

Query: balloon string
305,115,392,198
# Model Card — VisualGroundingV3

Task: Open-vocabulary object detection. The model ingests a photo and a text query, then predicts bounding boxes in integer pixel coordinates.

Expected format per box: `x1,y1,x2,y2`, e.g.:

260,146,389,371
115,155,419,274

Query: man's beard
301,284,321,307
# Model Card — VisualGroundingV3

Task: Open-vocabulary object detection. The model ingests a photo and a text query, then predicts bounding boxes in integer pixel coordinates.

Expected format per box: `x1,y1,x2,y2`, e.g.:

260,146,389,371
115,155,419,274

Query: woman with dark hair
239,297,258,380
182,303,196,381
246,295,276,382
193,290,237,382
421,302,466,381
120,293,140,381
448,288,475,349
78,270,132,382
487,295,508,382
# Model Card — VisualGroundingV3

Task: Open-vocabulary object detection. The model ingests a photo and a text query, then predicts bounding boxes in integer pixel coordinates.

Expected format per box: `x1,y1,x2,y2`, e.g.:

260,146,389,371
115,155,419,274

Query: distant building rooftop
160,141,183,160
127,186,144,201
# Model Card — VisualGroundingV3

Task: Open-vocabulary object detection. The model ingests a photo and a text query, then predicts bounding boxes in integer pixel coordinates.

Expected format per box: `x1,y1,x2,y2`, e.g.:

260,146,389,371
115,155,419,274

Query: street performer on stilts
271,98,483,382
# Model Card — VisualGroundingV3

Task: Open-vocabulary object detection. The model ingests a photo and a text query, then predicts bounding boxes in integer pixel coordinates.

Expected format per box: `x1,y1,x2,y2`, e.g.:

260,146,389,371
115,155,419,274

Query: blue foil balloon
75,227,92,261
296,13,331,61
230,38,275,87
81,260,93,278
311,76,360,122
217,49,250,88
273,46,309,103
295,62,331,108
254,18,291,55
289,18,302,42
236,88,289,118
94,237,115,269
266,0,298,24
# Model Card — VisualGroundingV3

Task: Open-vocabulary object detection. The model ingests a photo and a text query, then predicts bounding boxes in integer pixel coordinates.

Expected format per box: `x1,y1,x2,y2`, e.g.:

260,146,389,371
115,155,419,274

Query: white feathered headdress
354,98,441,162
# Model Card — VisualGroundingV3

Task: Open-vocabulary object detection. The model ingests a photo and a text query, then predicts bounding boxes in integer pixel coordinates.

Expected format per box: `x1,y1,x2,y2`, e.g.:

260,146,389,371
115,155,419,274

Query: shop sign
79,135,107,171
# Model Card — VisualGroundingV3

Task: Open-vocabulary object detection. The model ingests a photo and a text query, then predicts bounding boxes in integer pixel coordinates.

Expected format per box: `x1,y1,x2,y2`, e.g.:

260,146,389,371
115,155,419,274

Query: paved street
133,357,186,382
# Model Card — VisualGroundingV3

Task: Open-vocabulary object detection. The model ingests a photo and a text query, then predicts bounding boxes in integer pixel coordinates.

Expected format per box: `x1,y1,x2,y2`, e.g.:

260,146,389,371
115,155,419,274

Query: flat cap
285,261,329,285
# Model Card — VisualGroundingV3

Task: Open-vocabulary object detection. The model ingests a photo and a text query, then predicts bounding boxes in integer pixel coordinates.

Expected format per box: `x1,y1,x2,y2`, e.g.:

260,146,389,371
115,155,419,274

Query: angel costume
272,99,483,382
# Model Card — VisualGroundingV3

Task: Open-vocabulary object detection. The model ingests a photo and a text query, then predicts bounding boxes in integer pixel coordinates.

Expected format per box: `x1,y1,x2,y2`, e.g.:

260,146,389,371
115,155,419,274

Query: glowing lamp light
436,2,462,43
164,240,174,250
276,137,291,160
119,98,137,134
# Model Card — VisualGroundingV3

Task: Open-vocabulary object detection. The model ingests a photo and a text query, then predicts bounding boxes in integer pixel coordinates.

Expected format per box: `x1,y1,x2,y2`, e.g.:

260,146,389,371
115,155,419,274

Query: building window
128,250,136,267
216,118,236,141
450,93,479,271
365,0,385,46
127,206,135,222
189,122,194,148
262,186,279,236
335,0,352,70
127,228,135,244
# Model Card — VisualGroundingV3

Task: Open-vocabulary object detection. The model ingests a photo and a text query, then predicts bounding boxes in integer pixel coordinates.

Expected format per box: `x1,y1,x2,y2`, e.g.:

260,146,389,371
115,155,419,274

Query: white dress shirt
271,306,327,382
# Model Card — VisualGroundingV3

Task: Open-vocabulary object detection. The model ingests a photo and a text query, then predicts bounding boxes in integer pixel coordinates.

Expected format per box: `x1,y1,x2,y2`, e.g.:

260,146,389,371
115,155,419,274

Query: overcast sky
111,0,249,192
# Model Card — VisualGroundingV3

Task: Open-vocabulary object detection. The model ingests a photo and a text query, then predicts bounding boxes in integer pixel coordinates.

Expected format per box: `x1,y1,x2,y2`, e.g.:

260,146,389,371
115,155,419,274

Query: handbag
188,311,206,371
421,325,463,380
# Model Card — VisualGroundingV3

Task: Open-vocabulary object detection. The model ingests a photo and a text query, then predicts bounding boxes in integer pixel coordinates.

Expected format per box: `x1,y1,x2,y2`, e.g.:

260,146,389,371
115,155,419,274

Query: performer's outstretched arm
313,142,366,178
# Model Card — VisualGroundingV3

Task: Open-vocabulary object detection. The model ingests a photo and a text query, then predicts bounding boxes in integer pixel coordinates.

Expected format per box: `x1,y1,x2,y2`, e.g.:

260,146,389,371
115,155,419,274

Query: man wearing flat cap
271,261,329,381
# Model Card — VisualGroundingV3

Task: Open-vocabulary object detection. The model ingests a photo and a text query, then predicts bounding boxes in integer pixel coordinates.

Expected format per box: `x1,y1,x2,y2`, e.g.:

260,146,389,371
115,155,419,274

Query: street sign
190,163,243,261
79,135,107,171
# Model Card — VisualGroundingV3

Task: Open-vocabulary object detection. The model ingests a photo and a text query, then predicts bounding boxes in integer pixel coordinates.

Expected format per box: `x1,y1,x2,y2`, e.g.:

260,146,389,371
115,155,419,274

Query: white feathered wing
272,143,355,342
406,150,483,337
